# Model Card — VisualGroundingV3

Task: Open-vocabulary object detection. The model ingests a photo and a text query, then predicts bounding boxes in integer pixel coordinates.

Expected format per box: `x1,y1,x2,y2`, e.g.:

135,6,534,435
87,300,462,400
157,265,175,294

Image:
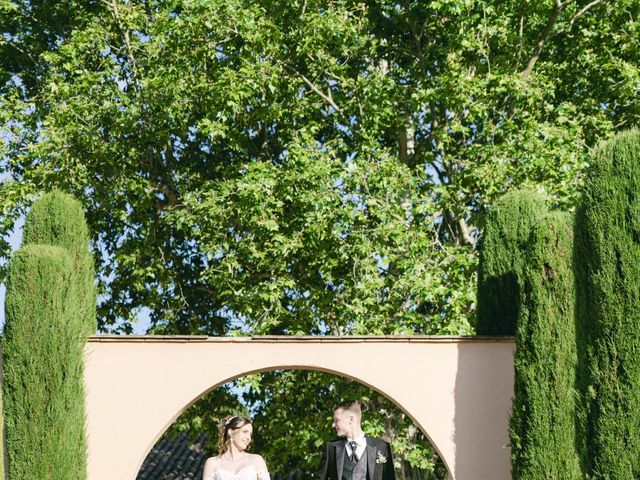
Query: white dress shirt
346,434,366,460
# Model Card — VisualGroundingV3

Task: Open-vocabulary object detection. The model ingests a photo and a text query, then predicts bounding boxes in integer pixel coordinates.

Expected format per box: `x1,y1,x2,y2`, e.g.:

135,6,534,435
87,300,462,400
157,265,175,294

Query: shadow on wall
453,341,514,480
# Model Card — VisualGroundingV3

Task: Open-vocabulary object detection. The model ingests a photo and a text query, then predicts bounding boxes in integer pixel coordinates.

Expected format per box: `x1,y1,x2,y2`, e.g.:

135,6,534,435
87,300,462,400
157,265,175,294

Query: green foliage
510,211,581,479
246,372,445,477
6,0,632,333
171,146,475,336
0,0,98,92
477,189,548,335
22,190,96,334
576,129,640,479
0,372,4,480
3,245,87,480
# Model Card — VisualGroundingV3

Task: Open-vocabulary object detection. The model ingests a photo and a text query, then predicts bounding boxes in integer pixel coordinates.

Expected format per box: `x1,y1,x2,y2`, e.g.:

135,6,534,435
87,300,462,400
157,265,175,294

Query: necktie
349,441,359,462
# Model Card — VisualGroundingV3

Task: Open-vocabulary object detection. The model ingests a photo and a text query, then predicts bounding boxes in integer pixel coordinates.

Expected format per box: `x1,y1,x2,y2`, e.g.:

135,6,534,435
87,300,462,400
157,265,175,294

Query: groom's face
332,408,353,437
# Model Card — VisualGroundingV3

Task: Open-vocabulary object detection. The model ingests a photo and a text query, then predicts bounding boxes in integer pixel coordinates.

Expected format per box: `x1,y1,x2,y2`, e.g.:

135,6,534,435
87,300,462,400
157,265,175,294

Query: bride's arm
254,455,270,480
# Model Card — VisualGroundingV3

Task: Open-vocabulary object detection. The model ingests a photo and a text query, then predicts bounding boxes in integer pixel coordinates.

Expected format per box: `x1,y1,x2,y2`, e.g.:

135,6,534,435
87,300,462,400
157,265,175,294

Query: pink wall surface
83,336,515,480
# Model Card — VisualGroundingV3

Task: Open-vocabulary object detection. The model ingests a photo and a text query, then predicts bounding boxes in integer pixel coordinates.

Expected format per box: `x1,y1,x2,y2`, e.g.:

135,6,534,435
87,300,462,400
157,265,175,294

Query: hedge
22,190,96,334
510,211,582,479
3,191,95,479
3,245,87,479
477,189,548,335
576,129,640,479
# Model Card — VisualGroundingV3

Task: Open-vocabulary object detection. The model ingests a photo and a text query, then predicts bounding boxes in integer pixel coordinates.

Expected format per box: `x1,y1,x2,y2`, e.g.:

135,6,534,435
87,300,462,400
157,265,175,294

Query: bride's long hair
218,415,253,455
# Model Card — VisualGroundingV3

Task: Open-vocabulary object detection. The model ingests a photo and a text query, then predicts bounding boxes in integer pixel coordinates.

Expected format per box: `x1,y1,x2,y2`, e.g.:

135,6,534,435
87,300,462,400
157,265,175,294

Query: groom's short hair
334,400,362,420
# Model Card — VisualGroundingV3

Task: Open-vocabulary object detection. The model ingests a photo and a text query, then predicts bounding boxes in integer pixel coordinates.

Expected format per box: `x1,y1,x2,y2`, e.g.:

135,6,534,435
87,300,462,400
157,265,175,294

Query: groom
316,400,396,480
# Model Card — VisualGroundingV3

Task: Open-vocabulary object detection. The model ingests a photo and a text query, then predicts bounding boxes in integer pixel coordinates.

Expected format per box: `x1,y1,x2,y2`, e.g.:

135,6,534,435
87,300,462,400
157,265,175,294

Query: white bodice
205,465,270,480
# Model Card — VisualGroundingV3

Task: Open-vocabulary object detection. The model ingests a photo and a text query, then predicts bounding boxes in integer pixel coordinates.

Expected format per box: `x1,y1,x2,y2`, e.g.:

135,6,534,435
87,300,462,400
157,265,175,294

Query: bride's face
229,422,253,451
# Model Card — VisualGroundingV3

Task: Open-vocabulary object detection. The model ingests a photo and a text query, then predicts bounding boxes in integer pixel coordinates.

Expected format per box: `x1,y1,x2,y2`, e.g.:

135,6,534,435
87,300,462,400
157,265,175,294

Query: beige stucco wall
84,336,515,480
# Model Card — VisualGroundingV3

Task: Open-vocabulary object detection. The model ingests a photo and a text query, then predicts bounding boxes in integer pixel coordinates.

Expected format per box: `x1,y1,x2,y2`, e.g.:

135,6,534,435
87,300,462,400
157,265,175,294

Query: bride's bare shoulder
203,455,223,473
247,453,268,470
205,455,223,464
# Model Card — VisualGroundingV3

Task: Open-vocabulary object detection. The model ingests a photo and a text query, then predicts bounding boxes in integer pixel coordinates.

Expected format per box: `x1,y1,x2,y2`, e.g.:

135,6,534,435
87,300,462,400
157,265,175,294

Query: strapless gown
205,465,270,480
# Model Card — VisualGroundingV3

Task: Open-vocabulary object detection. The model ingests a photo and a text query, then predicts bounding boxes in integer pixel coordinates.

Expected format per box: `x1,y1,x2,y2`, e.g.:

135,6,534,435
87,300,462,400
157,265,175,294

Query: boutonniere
376,452,387,464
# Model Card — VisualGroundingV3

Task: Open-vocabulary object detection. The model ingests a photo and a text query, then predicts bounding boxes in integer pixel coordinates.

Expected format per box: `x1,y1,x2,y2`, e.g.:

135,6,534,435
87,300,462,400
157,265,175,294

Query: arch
140,365,451,477
84,336,514,480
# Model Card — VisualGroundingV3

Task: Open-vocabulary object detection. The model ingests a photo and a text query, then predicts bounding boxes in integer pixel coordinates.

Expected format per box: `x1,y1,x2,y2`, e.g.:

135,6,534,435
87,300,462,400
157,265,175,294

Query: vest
342,446,367,480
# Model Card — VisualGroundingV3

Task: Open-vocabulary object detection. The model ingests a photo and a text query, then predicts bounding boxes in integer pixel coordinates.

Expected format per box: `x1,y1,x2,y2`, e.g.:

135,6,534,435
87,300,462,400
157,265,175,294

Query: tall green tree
476,189,548,335
3,245,86,480
510,211,581,479
3,191,94,480
576,129,640,479
22,190,96,334
0,375,4,480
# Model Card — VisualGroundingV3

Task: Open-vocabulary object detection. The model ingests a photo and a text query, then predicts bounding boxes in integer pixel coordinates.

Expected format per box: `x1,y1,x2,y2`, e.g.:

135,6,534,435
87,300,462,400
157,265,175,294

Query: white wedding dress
205,465,270,480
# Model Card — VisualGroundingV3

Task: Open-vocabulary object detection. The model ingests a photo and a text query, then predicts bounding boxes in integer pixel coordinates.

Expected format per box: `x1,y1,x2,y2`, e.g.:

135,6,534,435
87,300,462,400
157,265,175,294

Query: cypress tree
22,190,96,334
3,245,87,480
510,212,582,479
477,189,548,335
3,191,95,479
0,359,4,480
576,129,640,479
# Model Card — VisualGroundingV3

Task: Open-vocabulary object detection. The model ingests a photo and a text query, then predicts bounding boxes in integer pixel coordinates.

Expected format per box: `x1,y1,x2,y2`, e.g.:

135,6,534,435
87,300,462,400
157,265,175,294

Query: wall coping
88,335,515,344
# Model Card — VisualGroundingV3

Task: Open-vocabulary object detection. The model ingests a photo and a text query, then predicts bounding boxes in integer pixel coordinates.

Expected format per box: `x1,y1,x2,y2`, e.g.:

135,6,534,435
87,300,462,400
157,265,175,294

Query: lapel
365,437,377,480
336,440,346,480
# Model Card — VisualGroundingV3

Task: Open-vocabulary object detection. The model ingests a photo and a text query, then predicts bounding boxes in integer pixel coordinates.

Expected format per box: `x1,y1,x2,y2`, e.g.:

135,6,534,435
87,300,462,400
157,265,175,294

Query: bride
202,415,270,480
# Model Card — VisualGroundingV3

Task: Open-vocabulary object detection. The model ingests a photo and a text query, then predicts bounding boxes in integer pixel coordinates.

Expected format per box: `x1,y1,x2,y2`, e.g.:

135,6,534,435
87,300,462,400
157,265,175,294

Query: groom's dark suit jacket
315,436,396,480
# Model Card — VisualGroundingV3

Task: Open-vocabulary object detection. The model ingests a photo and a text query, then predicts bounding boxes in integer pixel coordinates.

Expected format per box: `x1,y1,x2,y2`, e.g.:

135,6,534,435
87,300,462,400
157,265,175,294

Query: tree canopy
4,0,637,335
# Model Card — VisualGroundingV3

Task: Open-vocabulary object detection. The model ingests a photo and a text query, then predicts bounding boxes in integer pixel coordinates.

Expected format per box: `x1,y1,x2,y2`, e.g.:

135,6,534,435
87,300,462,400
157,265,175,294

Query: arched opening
135,367,448,480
